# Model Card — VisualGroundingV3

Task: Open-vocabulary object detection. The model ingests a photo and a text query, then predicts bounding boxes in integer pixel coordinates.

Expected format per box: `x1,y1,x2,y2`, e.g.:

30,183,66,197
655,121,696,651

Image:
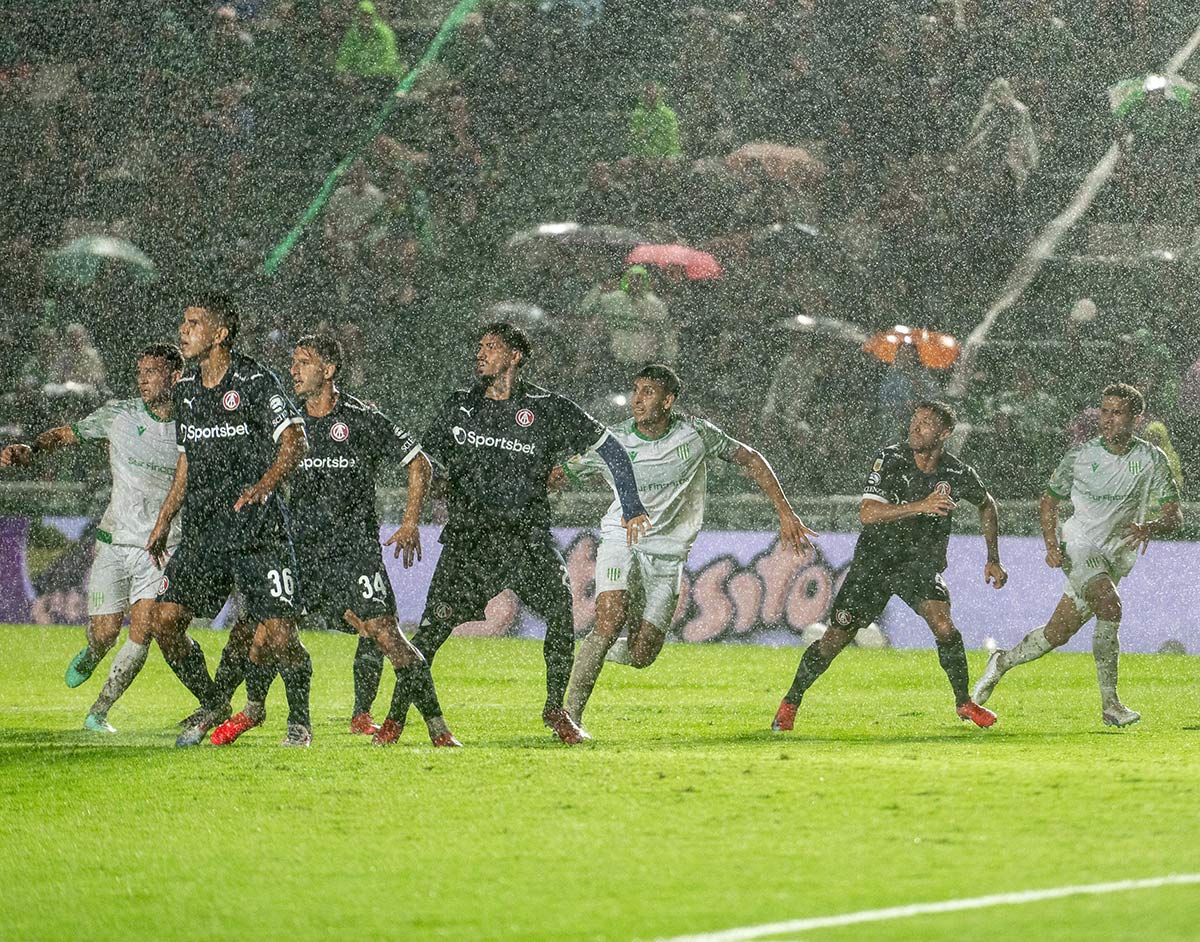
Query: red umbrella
625,243,724,280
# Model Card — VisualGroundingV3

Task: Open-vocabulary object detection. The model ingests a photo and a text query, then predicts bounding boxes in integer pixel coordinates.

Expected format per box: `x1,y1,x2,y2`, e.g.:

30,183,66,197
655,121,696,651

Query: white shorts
1060,538,1135,613
87,541,172,617
594,538,684,631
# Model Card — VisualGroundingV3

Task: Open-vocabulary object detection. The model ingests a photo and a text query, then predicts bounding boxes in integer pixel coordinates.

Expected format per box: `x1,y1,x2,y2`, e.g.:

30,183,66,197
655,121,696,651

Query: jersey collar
141,398,172,423
630,414,676,441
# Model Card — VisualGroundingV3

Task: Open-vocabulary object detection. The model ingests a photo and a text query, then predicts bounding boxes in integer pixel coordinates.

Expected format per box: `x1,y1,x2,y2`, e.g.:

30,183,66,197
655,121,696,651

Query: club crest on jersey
834,608,852,626
330,421,350,442
934,481,952,497
434,602,453,620
515,408,535,428
1128,460,1143,475
158,575,170,596
222,390,241,411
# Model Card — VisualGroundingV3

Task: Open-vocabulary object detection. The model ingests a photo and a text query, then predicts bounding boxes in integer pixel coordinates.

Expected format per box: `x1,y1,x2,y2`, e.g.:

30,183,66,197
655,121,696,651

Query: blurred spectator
335,2,405,80
760,331,823,453
577,265,676,369
629,82,682,159
324,160,387,267
48,323,106,392
876,343,940,445
207,5,255,86
961,78,1040,194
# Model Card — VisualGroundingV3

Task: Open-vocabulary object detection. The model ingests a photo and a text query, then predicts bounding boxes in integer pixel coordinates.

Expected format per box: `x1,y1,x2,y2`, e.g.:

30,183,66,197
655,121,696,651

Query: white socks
1093,619,1121,707
999,626,1054,672
566,631,613,721
90,640,149,716
605,636,632,666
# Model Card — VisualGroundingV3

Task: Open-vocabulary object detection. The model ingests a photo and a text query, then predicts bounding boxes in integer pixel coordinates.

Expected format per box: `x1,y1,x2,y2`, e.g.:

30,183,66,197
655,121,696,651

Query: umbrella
1108,73,1196,119
725,142,825,185
45,236,158,286
864,325,960,369
625,243,724,280
483,300,550,331
784,313,868,345
507,222,645,252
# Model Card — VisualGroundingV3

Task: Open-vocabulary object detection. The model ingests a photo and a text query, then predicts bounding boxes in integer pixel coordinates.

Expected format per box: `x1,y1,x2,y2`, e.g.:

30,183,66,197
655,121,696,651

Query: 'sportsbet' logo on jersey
222,390,241,411
330,421,350,442
451,426,536,455
181,422,250,442
515,408,535,428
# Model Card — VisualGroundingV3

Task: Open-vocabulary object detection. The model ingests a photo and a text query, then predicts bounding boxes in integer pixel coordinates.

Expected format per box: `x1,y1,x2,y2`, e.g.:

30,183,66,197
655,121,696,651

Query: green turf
2,624,1198,941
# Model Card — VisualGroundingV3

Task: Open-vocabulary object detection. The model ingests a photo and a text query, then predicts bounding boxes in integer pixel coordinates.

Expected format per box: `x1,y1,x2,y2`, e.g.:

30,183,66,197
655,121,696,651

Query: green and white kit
72,398,181,616
1046,435,1178,606
566,415,743,628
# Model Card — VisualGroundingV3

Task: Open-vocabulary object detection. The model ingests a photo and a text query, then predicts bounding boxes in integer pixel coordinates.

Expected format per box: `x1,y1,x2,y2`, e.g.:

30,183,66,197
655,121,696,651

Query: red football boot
957,699,997,728
349,713,381,736
431,731,462,748
211,710,263,746
542,708,590,745
372,718,404,746
772,700,798,732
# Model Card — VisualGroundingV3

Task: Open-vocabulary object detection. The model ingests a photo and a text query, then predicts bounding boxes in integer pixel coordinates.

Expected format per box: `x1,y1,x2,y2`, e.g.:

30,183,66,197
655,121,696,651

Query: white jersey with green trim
1047,435,1179,556
566,414,743,557
72,398,181,548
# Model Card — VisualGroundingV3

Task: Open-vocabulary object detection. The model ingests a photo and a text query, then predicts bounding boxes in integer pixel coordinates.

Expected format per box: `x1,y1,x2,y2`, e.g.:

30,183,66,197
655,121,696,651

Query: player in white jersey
0,345,184,731
973,383,1182,725
556,364,817,729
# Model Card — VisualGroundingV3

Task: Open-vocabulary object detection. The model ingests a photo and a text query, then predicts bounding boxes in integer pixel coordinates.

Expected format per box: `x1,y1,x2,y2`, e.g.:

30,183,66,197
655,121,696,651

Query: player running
384,321,650,746
209,332,459,747
556,364,817,729
772,400,1006,731
972,383,1181,726
146,294,314,747
1,345,184,731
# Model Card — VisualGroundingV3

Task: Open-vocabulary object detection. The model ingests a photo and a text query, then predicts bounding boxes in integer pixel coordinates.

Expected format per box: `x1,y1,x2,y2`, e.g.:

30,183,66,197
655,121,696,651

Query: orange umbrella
864,326,960,369
625,243,724,280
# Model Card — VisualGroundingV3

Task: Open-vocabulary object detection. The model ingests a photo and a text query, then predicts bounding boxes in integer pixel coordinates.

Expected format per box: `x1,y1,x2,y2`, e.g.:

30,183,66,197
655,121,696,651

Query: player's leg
516,536,589,744
85,599,155,732
565,537,632,721
773,564,886,731
350,633,385,729
68,542,131,687
211,612,255,710
623,554,682,669
914,596,994,727
1083,575,1138,725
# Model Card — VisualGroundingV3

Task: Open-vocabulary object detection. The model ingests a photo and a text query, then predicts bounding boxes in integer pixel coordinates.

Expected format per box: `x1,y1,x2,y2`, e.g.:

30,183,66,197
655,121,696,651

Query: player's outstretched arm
0,426,79,467
384,453,431,567
595,435,651,545
860,491,956,525
1039,491,1062,568
234,423,307,511
978,492,1007,588
1124,501,1183,555
729,445,817,553
148,453,188,567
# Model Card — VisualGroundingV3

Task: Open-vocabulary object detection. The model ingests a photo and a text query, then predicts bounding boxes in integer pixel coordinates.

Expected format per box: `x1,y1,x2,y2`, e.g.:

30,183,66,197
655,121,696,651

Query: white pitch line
654,874,1200,942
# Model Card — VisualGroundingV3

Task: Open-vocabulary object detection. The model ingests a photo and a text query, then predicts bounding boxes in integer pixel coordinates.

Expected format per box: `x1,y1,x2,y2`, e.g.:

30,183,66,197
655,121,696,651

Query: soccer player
145,293,314,747
383,321,650,746
1,345,183,731
972,383,1181,726
209,332,459,747
557,364,818,729
772,400,1006,731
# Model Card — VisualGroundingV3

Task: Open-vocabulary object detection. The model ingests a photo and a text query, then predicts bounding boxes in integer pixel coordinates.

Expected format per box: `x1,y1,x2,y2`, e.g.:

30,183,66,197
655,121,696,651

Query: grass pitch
2,624,1199,941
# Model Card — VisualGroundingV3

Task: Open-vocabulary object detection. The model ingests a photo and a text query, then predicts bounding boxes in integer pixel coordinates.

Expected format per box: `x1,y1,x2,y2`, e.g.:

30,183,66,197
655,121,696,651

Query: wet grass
2,625,1198,941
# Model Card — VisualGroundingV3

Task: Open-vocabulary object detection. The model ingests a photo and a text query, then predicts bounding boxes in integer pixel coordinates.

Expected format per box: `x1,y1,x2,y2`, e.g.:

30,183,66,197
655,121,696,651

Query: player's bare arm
1124,501,1183,555
147,453,188,566
978,492,1007,588
1039,491,1062,568
234,423,307,511
859,490,956,525
729,444,817,553
384,453,432,567
0,426,80,466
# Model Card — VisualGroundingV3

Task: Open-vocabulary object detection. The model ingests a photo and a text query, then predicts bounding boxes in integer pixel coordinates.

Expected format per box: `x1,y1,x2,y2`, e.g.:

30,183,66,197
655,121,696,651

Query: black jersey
174,352,304,549
853,443,989,573
421,381,606,542
289,392,422,558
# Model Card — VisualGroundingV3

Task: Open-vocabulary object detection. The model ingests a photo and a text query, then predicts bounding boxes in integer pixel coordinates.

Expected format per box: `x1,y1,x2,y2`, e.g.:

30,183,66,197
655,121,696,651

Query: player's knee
1094,598,1122,623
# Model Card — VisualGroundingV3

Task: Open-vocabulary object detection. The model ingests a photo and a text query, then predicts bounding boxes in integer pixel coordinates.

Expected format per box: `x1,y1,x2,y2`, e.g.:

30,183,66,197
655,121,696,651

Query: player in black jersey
145,294,315,747
210,332,459,747
383,322,651,745
772,401,1007,731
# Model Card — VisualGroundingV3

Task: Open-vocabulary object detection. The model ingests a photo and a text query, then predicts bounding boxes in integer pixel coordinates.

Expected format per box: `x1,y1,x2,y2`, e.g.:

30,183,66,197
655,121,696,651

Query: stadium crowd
3,0,1199,501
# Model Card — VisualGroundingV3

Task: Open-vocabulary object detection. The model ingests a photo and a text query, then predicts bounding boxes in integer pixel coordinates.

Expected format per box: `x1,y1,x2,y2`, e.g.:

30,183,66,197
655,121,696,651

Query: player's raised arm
147,452,188,566
978,491,1007,588
234,416,307,511
0,426,80,466
729,444,816,553
384,453,432,567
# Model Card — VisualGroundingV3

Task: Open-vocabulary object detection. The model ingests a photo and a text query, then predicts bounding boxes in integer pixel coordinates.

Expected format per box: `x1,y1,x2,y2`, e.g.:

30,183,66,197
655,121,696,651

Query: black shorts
422,530,571,626
828,559,950,634
157,534,301,621
298,545,394,628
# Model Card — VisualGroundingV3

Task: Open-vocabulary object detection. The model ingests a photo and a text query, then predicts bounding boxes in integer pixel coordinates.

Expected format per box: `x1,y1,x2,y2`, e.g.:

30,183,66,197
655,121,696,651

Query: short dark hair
480,321,531,366
296,331,344,377
138,343,183,373
634,364,681,398
1102,382,1145,416
191,292,239,347
915,399,957,431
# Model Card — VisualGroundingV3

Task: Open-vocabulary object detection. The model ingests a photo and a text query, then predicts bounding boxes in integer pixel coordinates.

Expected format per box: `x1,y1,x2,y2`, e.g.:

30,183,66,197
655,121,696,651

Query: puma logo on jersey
183,397,195,409
459,406,474,417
